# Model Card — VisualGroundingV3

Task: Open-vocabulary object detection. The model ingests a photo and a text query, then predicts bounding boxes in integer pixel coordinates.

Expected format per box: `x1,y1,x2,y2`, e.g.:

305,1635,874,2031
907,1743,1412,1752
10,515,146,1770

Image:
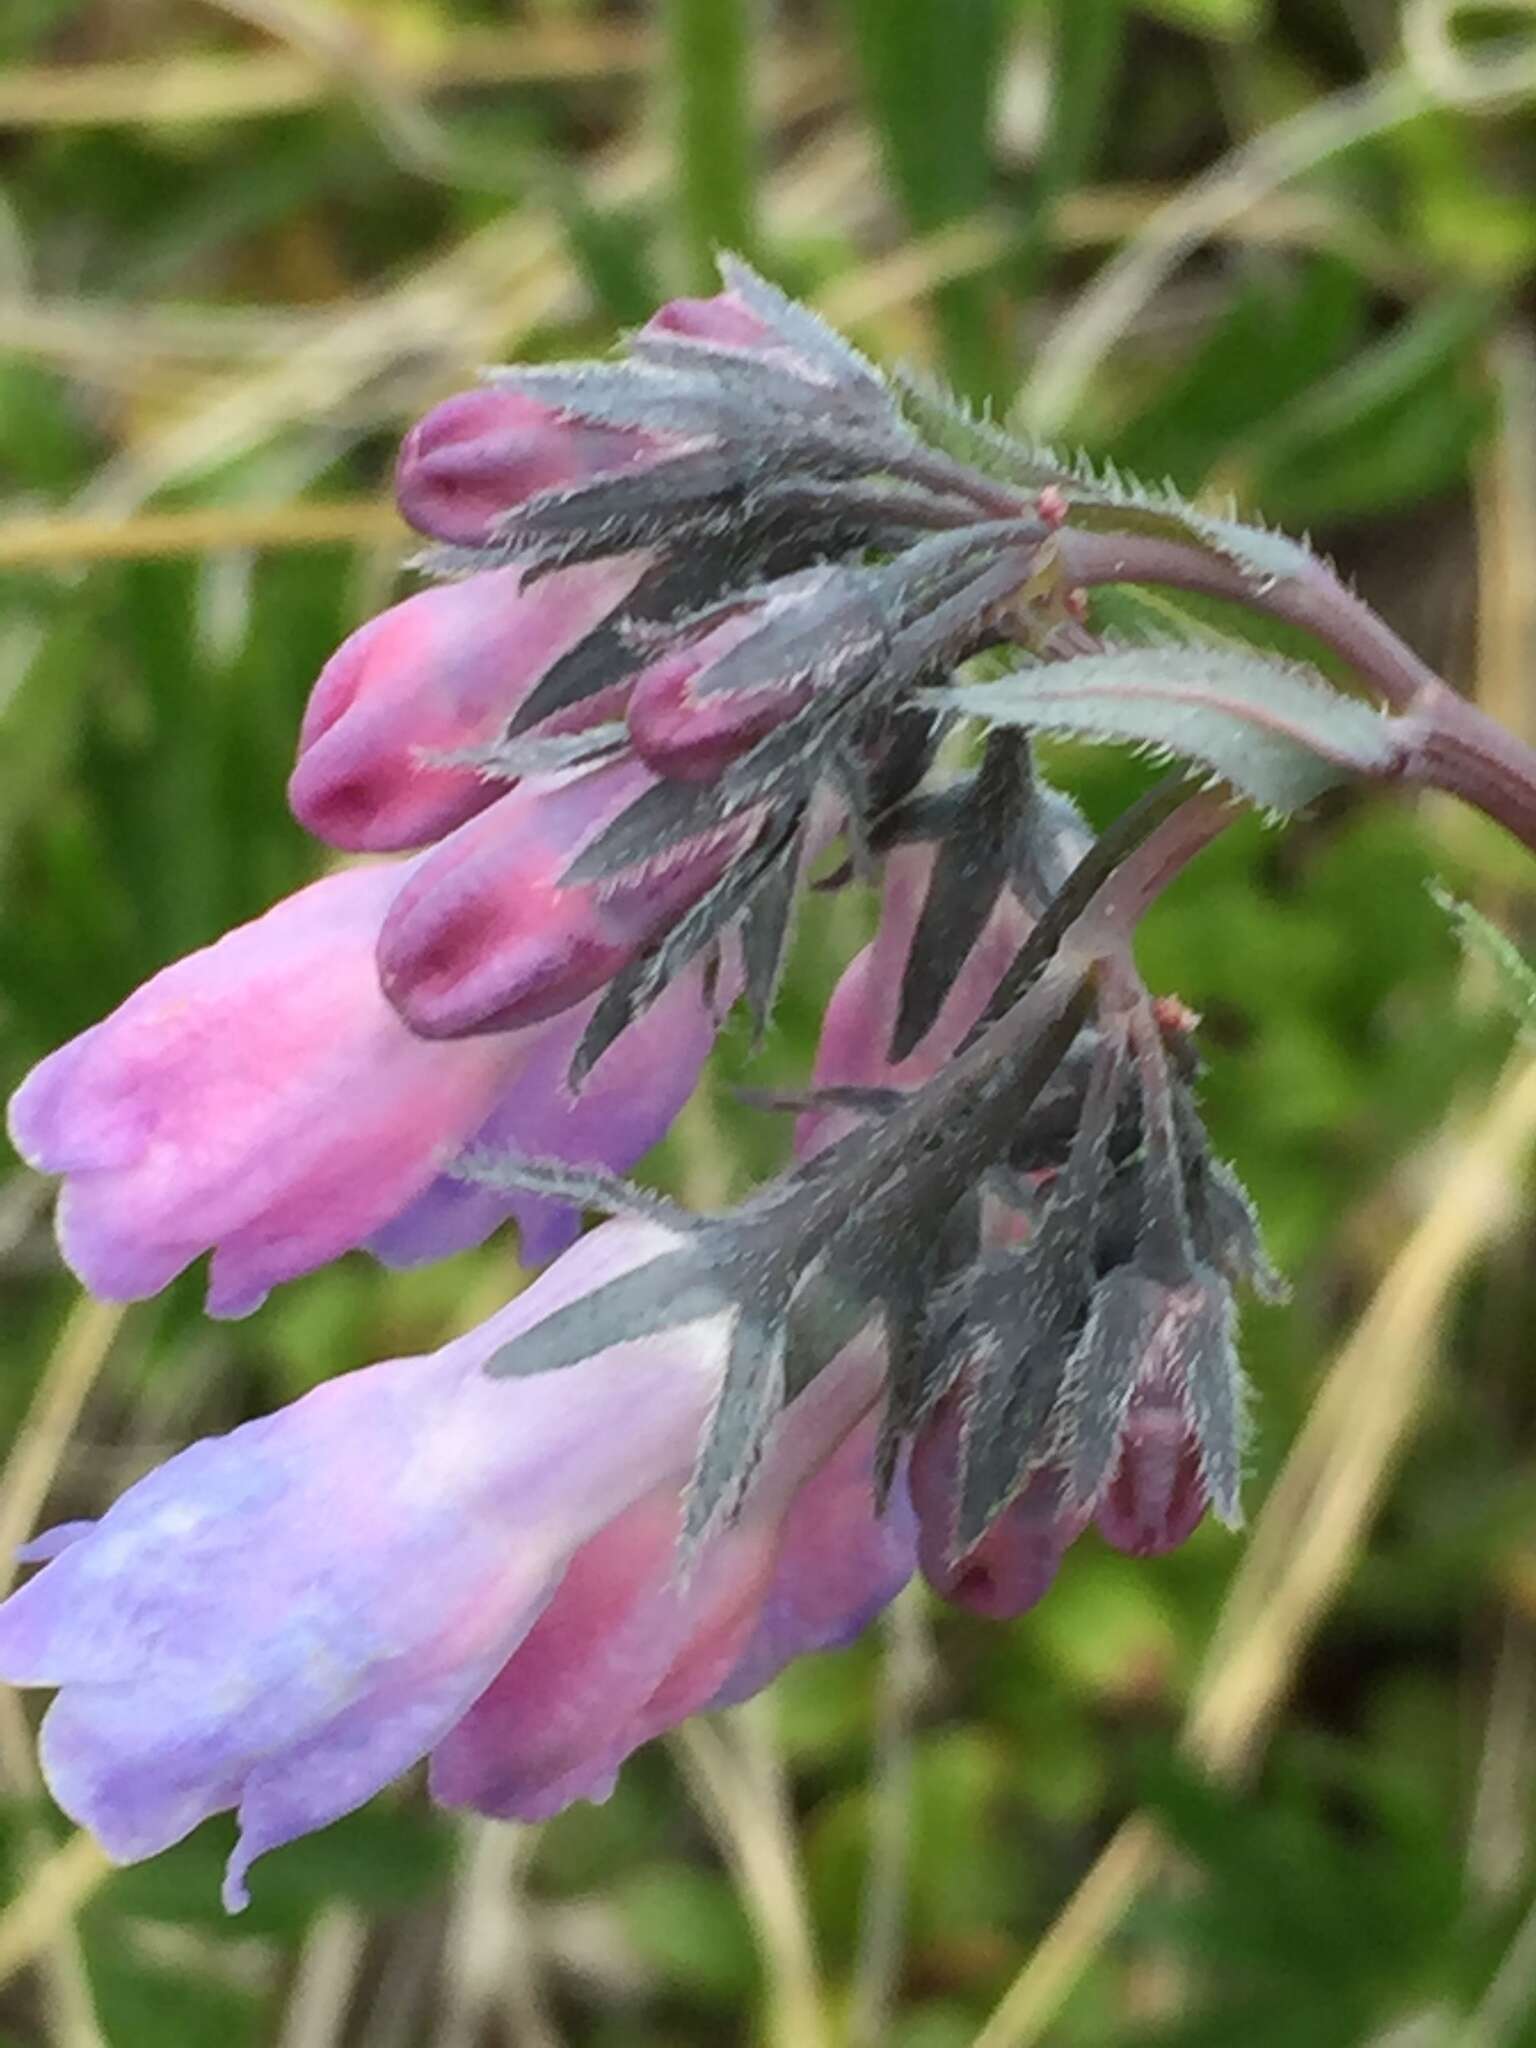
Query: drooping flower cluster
18,258,1452,1909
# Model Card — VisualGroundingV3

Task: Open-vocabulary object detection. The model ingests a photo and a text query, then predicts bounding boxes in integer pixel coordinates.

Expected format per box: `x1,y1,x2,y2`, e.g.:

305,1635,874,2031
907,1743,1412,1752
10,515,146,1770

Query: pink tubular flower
908,1392,1087,1620
797,841,1034,1159
0,1222,912,1906
367,956,724,1271
640,291,779,353
396,388,675,547
429,1332,907,1821
8,866,733,1312
378,755,757,1038
288,558,648,853
6,865,527,1317
627,579,832,783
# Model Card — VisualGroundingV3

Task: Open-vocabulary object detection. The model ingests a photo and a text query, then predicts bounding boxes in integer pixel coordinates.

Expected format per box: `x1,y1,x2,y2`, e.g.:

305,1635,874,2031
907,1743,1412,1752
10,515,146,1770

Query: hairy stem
804,783,1235,1245
1055,526,1536,854
975,773,1209,1033
1073,786,1239,944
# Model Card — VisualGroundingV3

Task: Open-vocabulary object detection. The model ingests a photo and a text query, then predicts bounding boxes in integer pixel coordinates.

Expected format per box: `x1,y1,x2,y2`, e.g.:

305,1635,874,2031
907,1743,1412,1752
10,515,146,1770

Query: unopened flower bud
627,611,811,783
289,559,647,851
908,1394,1086,1620
1094,1382,1208,1557
396,388,673,546
377,757,756,1038
640,290,780,354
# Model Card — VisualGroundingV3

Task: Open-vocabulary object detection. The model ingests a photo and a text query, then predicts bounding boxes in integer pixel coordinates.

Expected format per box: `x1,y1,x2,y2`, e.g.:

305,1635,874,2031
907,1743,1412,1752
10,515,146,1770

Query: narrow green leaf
838,0,1009,398
1431,887,1536,1040
664,0,757,290
932,646,1402,812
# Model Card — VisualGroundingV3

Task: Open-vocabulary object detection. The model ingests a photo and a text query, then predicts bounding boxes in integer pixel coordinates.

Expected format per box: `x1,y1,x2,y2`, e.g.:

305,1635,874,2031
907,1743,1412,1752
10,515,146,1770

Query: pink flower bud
627,610,811,783
396,388,672,546
640,290,780,353
908,1394,1087,1620
1094,1383,1208,1558
289,559,648,851
377,756,756,1038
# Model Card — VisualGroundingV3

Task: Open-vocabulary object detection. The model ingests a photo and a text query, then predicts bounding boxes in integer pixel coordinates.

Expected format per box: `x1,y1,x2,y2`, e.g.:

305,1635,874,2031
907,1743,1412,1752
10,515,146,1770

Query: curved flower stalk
8,258,1536,1903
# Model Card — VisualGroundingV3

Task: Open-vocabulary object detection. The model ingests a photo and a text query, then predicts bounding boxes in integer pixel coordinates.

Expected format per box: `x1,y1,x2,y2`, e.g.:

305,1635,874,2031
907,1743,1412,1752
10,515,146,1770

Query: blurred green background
3,1,1536,2043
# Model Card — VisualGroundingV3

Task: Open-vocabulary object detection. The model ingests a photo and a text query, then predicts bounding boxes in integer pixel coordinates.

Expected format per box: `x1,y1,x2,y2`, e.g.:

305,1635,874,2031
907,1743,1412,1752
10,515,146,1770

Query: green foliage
1434,886,1536,1039
3,2,1536,2045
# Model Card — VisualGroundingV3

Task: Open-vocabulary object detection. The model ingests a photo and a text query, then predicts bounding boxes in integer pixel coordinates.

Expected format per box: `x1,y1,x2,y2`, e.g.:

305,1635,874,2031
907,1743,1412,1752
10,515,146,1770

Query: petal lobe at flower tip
377,756,751,1038
289,557,647,852
0,1216,737,1903
7,864,528,1315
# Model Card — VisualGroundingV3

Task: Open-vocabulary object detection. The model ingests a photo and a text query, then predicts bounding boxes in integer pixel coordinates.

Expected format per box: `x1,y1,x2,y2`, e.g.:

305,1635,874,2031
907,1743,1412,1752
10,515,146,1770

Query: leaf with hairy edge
892,368,1076,491
1432,886,1536,1041
950,1035,1130,1545
736,1082,906,1120
507,620,639,736
1171,1088,1288,1303
683,1314,787,1554
626,334,895,435
719,253,890,392
739,837,800,1039
1065,498,1315,587
436,723,628,780
887,374,1316,585
783,1260,886,1405
1056,1269,1169,1506
563,775,725,885
486,1249,729,1379
451,1152,688,1226
929,646,1402,812
509,546,824,739
493,452,749,556
891,735,1027,1061
481,362,741,437
1180,1275,1247,1526
953,1239,1088,1553
686,569,887,702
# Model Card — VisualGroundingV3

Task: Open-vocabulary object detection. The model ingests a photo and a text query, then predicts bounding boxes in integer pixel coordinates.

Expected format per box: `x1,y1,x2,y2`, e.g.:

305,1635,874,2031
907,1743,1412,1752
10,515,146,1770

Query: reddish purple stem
1055,526,1536,857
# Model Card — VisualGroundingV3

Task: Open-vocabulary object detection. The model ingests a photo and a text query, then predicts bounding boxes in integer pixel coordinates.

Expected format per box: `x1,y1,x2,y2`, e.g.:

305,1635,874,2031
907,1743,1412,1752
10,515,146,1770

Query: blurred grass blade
837,0,1009,398
971,1052,1536,2048
1015,1,1127,292
664,0,758,290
